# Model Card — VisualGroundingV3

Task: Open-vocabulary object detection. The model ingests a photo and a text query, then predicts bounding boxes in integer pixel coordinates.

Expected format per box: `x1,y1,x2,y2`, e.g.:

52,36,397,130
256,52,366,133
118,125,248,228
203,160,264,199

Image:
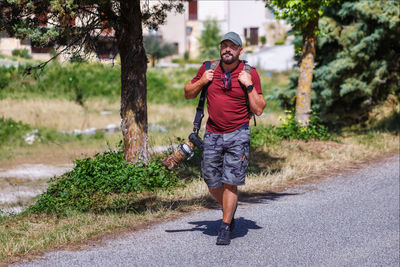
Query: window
188,0,197,20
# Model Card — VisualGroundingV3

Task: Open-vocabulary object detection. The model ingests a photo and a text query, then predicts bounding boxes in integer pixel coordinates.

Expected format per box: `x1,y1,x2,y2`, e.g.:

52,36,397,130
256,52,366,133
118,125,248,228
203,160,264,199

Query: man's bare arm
238,70,266,116
247,90,266,116
184,70,214,99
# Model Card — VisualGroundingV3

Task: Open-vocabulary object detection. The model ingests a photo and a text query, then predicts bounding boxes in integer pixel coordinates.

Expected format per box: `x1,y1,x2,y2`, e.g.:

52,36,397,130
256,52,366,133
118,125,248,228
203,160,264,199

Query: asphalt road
16,155,399,267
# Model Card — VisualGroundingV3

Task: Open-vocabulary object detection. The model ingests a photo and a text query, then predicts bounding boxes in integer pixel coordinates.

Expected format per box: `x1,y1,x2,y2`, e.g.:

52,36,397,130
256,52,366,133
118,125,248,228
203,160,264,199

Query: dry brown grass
0,98,199,131
2,130,398,263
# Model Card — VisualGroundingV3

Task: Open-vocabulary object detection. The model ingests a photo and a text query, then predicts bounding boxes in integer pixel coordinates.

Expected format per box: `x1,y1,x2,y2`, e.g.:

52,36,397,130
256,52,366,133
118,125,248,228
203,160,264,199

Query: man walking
184,32,266,245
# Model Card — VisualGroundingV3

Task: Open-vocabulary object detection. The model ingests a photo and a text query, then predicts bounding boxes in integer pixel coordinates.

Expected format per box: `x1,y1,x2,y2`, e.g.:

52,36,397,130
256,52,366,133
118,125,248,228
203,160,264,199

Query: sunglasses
221,72,232,90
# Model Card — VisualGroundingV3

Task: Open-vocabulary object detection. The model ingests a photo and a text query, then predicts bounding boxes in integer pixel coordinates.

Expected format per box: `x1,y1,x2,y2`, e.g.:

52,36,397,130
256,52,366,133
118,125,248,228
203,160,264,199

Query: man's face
220,40,242,64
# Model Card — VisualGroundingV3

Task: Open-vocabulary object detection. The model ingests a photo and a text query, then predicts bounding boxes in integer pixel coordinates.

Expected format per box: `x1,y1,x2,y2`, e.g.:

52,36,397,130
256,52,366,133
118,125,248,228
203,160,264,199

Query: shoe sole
216,240,230,245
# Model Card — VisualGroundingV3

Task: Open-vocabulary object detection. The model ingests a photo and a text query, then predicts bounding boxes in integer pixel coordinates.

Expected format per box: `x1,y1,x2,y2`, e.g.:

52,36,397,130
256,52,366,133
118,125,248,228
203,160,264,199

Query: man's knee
223,183,237,193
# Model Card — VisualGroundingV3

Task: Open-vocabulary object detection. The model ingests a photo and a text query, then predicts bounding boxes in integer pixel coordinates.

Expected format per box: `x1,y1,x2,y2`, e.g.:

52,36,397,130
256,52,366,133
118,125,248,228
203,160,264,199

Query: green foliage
0,62,121,100
147,67,198,105
198,19,222,60
11,49,32,59
278,0,400,127
184,51,189,61
260,36,266,45
28,150,180,214
0,117,31,146
275,111,331,140
0,66,16,90
266,0,338,35
0,117,107,148
250,126,282,148
143,35,176,67
250,112,330,147
274,40,285,45
0,63,201,105
171,58,202,64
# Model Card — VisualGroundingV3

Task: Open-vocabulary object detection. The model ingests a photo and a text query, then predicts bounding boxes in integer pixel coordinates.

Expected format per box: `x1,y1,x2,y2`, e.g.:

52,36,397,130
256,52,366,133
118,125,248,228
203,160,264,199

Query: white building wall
157,8,187,55
228,0,268,39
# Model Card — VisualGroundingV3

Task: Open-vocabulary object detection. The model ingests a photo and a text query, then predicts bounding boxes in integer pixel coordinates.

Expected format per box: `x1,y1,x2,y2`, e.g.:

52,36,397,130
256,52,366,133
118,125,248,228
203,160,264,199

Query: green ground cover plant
11,49,32,59
250,111,331,148
0,117,31,146
28,150,181,214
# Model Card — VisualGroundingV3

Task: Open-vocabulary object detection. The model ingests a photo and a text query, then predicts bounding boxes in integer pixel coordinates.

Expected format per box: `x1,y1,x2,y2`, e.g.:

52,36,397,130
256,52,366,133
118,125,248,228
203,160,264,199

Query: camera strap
192,60,219,134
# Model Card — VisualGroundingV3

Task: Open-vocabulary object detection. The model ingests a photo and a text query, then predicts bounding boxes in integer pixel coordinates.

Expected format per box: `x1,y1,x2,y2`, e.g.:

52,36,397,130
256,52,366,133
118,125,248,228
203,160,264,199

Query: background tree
198,18,222,60
0,0,184,164
266,0,338,125
143,35,176,67
277,0,399,128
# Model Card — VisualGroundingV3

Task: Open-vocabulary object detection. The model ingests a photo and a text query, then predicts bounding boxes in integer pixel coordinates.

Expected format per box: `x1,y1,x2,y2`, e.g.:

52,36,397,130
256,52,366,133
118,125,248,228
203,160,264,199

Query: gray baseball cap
220,32,242,47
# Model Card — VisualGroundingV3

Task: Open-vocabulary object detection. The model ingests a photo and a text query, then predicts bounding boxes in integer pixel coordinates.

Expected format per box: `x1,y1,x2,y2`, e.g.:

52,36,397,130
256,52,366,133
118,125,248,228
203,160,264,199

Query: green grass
0,117,107,161
1,59,291,110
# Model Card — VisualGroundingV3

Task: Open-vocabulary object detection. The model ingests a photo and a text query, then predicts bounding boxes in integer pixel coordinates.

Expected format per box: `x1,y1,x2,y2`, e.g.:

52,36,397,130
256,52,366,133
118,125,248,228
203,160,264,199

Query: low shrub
11,49,32,59
250,112,331,147
0,117,31,146
0,66,17,89
275,111,331,141
28,150,181,214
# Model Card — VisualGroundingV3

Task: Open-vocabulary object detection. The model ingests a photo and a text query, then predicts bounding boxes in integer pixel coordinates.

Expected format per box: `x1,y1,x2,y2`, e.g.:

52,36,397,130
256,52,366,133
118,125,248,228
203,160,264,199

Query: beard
220,51,239,65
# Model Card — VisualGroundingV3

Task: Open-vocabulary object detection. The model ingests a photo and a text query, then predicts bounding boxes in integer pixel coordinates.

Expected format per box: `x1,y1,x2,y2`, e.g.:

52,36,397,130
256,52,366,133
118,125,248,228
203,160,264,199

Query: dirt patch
292,140,343,154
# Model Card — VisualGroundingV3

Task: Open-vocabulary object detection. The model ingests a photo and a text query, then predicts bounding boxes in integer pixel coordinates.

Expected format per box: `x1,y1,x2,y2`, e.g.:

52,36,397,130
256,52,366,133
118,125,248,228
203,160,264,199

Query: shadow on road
239,192,300,204
165,217,262,239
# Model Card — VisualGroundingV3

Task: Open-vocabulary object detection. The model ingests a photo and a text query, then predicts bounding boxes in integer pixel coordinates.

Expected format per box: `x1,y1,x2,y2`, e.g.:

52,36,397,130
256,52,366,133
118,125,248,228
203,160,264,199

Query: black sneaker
229,204,238,232
216,224,231,245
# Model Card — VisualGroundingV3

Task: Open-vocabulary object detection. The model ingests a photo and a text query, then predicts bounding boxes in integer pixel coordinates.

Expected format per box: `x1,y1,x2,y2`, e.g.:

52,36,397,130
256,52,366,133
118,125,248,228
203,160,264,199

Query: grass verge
1,130,398,264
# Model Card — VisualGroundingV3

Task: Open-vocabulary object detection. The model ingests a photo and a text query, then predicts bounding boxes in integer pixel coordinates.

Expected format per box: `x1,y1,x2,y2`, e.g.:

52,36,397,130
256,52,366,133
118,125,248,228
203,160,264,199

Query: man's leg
208,184,237,223
214,183,237,245
222,184,237,224
209,186,223,205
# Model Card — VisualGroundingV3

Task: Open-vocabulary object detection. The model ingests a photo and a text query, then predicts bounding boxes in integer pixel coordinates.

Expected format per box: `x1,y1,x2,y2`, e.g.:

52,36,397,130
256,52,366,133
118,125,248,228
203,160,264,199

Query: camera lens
180,143,192,155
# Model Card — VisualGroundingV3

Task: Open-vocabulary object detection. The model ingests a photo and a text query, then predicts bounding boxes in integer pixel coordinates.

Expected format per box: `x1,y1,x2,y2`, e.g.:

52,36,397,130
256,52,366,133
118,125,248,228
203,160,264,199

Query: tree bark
118,0,149,164
295,19,318,126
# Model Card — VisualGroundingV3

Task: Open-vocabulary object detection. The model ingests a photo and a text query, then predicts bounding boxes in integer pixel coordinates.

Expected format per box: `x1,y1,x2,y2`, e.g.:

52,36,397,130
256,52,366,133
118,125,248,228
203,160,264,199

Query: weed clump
251,112,331,148
0,117,31,145
28,150,181,214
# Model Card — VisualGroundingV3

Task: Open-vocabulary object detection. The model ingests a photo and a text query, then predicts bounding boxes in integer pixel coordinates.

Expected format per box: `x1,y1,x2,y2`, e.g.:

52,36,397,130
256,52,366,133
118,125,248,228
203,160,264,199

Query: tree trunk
295,19,318,126
118,0,149,164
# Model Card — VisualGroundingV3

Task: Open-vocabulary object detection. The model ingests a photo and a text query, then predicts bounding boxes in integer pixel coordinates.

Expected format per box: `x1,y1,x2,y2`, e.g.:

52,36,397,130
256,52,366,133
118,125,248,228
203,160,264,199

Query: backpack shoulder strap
210,60,220,71
240,61,257,126
243,63,252,74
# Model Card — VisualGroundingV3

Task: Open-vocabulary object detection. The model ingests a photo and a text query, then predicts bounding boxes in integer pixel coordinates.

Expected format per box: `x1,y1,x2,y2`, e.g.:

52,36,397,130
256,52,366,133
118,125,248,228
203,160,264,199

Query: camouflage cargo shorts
201,125,250,188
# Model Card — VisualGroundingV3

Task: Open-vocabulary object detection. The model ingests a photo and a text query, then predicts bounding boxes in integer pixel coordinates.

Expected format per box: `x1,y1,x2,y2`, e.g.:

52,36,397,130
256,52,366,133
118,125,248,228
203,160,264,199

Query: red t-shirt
191,61,263,133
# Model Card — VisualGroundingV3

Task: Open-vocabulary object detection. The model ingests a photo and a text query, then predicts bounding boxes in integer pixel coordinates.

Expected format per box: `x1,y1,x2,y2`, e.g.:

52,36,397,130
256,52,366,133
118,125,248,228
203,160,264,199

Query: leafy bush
11,49,32,59
274,111,331,141
279,1,400,128
28,150,181,214
0,66,17,89
198,18,222,60
250,112,331,147
0,117,31,146
250,125,282,148
260,36,267,45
